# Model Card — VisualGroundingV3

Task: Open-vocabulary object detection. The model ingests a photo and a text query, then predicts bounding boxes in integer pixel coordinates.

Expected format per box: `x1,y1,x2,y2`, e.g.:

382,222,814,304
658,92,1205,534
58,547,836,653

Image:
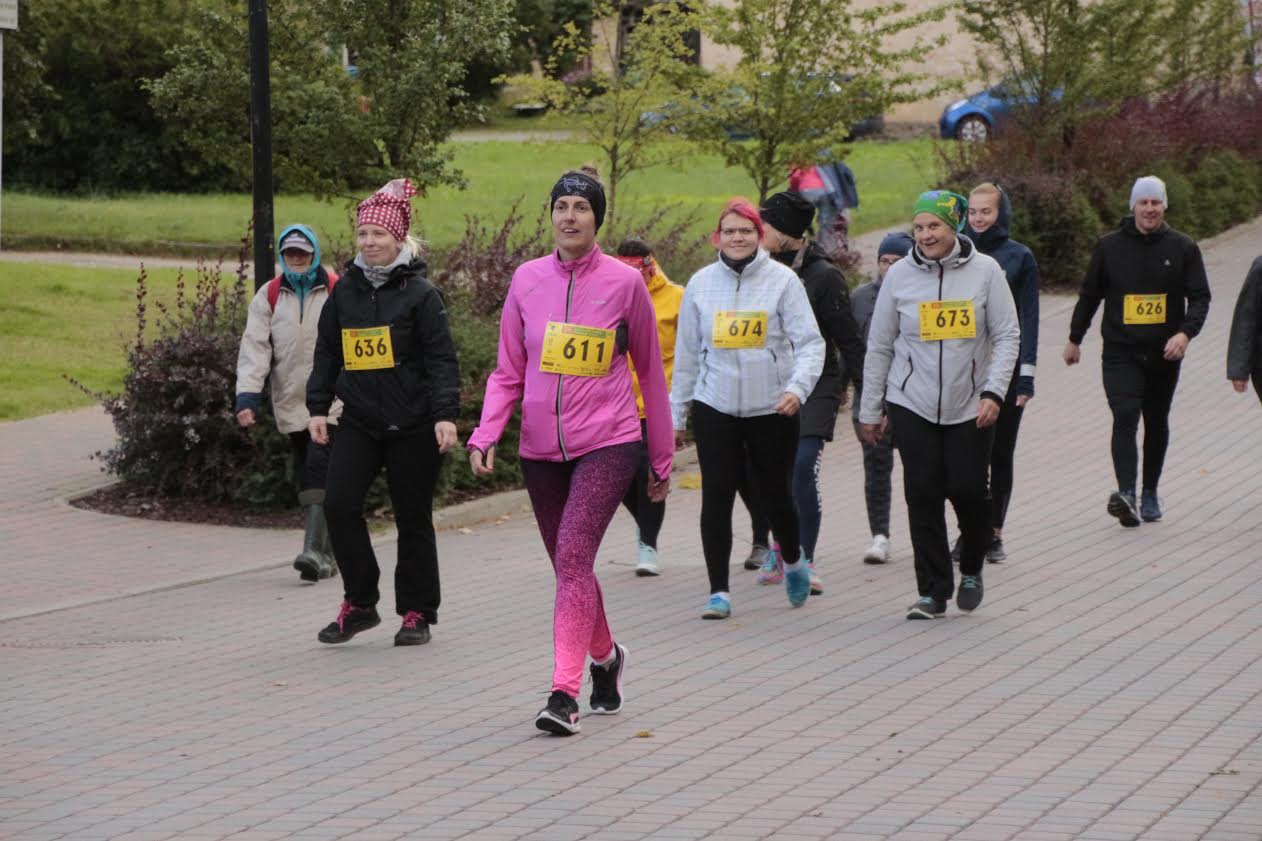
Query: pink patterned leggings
520,442,639,698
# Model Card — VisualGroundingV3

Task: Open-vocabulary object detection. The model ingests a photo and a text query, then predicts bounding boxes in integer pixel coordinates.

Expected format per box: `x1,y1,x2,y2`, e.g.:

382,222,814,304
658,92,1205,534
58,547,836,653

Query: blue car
939,80,1061,142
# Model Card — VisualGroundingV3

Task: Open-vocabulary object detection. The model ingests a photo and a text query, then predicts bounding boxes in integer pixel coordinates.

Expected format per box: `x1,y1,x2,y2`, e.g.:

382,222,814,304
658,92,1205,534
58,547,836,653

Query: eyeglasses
720,227,758,237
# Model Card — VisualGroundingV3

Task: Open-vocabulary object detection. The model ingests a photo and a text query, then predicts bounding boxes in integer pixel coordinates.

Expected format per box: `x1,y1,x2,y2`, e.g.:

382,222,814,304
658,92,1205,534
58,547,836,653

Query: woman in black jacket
306,179,461,647
1228,256,1262,404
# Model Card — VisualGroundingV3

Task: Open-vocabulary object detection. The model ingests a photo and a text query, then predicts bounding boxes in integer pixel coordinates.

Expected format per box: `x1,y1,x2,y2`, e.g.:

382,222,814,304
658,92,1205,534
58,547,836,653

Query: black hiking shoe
394,611,430,646
957,574,984,612
1107,491,1142,528
317,601,381,644
535,690,581,736
589,644,627,715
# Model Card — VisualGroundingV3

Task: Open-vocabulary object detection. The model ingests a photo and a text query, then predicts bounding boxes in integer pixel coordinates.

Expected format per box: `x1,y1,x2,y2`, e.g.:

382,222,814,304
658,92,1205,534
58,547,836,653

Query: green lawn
4,137,942,258
0,262,190,420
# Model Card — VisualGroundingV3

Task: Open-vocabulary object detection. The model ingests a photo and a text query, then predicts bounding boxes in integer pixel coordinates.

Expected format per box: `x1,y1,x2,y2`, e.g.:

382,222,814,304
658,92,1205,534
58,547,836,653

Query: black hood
1120,215,1169,242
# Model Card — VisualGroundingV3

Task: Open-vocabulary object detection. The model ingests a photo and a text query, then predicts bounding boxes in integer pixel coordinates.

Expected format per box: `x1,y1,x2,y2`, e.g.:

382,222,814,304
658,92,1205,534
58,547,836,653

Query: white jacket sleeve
235,289,274,397
779,277,825,403
859,276,898,424
982,264,1021,397
670,279,702,430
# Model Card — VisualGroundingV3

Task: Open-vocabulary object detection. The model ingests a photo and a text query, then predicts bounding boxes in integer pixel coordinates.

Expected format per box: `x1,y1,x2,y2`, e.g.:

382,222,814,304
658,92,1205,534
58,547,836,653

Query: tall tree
683,0,949,203
502,0,701,226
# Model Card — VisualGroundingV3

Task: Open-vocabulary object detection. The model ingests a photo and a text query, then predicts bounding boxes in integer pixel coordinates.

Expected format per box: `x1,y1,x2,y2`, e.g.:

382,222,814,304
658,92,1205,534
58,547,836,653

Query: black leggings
620,421,666,548
1101,344,1181,493
692,401,800,594
889,404,994,601
324,422,443,619
742,436,826,560
989,384,1024,530
287,429,333,493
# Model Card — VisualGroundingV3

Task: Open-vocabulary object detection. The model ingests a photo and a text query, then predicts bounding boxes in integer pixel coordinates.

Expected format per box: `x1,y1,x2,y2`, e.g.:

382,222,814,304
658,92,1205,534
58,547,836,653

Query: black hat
760,191,816,240
550,172,607,230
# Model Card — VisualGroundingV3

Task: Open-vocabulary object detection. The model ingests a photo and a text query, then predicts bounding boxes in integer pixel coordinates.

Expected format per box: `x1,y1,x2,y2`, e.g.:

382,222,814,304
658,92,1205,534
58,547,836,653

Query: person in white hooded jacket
672,198,825,619
859,190,1020,620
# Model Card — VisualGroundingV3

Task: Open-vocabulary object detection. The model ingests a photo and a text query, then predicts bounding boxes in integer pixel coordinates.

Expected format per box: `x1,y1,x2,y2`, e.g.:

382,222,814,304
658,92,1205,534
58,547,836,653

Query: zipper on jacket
936,265,944,424
901,357,914,391
555,270,575,460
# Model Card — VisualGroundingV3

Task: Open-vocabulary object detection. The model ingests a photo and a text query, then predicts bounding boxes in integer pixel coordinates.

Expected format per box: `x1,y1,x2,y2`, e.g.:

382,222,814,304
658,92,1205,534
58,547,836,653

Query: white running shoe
635,542,660,576
863,534,891,565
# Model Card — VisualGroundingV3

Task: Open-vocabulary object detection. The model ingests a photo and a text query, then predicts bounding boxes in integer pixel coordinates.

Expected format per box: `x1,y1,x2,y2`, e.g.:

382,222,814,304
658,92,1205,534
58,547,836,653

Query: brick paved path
2,218,1260,841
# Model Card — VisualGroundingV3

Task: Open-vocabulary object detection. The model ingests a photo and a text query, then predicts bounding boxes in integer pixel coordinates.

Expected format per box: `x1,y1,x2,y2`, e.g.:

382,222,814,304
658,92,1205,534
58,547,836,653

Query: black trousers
620,420,666,548
1101,343,1182,493
989,382,1025,530
888,403,994,602
692,401,800,594
287,429,333,492
324,422,443,620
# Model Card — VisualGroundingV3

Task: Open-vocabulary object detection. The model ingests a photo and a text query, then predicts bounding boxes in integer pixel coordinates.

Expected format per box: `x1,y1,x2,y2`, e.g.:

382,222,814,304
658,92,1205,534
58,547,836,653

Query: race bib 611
539,321,616,377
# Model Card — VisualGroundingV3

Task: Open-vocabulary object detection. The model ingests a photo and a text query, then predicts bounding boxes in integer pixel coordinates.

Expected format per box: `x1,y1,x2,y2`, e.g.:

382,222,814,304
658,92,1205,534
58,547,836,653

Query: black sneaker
394,611,430,646
986,536,1007,564
317,600,381,644
535,690,581,736
589,643,627,715
743,543,769,570
949,536,962,564
906,596,946,620
1140,490,1163,522
957,574,984,612
1107,491,1142,528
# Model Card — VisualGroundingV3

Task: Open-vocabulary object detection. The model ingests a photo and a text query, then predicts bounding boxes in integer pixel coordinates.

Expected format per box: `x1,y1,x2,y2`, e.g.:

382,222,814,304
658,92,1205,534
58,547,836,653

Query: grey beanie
1129,175,1168,210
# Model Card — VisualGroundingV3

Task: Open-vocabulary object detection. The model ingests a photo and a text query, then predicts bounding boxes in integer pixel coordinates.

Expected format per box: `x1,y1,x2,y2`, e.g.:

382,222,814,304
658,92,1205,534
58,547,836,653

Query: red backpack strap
326,270,339,293
265,275,283,312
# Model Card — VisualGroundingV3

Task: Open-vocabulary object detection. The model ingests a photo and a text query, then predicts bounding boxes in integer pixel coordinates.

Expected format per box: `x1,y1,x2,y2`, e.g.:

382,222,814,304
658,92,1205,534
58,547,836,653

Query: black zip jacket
1069,217,1211,348
307,258,460,434
1227,256,1262,381
776,241,867,393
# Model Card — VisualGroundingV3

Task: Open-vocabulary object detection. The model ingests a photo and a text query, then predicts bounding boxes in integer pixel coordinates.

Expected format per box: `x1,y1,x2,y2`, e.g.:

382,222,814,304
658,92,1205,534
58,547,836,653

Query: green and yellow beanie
913,190,968,232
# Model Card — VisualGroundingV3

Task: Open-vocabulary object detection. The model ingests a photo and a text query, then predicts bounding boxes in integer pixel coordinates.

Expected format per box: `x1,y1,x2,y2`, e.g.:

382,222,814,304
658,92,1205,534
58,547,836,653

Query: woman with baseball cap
307,179,461,648
858,191,1019,619
468,170,672,736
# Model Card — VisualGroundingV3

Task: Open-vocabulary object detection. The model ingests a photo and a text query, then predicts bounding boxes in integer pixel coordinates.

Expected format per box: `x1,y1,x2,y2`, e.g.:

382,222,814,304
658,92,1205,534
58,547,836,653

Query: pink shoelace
334,600,353,630
400,611,424,629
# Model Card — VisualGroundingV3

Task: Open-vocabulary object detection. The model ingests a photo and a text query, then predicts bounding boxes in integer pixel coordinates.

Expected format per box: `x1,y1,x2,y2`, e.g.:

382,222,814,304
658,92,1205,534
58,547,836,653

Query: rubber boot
314,503,338,580
294,490,328,582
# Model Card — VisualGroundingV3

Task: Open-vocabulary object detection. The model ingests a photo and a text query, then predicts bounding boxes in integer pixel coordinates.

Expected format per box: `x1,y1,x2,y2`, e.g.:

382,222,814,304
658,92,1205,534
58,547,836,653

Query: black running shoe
589,643,627,715
394,611,430,646
317,601,381,644
986,536,1007,564
1107,491,1142,528
1140,490,1163,522
957,574,984,612
535,690,581,736
906,596,946,620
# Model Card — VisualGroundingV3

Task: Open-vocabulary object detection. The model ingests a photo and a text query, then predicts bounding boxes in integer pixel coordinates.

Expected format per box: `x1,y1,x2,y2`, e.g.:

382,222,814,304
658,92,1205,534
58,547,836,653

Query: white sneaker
635,542,660,576
863,534,890,565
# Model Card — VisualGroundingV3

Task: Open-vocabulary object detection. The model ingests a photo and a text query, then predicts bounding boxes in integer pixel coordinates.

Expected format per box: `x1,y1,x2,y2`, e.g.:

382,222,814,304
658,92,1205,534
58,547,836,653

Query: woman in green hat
857,190,1021,620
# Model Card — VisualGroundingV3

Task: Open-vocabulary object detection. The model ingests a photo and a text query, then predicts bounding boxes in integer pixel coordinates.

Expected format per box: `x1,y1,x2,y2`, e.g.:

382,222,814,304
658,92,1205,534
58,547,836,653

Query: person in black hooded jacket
739,191,866,596
306,178,461,648
1064,175,1210,527
1227,256,1262,404
948,183,1040,564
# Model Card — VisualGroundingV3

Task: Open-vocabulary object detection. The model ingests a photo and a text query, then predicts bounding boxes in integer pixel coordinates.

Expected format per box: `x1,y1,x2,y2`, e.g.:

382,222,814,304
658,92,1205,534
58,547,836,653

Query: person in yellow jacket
616,238,684,576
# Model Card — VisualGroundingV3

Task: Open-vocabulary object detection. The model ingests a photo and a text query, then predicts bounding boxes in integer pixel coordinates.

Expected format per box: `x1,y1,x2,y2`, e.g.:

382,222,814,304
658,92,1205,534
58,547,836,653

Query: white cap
1129,175,1167,210
279,231,315,253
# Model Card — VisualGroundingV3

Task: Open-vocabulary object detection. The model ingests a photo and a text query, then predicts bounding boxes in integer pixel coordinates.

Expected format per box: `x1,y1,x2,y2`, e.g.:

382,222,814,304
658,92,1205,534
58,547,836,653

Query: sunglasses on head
616,256,652,270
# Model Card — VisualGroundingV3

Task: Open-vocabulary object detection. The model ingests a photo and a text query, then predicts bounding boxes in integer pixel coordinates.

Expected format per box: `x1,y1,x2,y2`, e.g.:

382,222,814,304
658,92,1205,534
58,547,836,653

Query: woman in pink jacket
468,170,673,736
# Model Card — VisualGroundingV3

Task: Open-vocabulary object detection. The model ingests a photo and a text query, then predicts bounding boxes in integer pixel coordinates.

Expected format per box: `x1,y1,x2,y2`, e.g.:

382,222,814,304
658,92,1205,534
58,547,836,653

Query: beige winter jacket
235,274,343,433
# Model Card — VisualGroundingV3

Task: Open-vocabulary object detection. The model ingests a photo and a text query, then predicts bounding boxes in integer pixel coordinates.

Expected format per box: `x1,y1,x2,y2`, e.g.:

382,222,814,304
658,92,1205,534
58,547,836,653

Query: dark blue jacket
965,189,1039,398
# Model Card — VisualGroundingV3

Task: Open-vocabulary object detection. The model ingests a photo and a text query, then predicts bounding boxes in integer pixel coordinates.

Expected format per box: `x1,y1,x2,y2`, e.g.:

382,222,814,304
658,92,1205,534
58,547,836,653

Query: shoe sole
1142,513,1162,522
294,558,319,582
862,554,888,565
590,644,626,715
317,615,381,644
956,598,982,613
756,576,783,585
634,566,660,577
535,712,580,736
743,560,762,570
906,610,945,620
701,609,730,620
809,585,823,595
394,633,430,646
1107,493,1142,528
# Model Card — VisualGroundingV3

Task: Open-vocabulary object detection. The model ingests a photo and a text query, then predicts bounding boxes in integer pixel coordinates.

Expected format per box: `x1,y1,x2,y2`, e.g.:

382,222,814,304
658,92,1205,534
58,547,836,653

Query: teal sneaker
701,593,731,620
784,553,811,607
756,544,783,585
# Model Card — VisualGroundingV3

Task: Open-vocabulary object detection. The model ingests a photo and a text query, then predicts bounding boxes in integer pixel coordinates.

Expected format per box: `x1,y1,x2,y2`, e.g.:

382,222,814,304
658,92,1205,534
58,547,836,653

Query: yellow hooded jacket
630,265,685,418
